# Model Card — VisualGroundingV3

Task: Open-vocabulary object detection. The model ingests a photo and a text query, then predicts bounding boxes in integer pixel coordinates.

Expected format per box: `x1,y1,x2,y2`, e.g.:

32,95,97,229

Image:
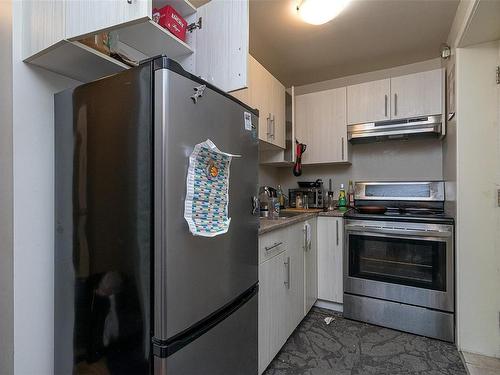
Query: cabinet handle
272,114,276,139
336,220,339,246
265,241,282,252
341,137,345,160
384,94,388,117
394,93,398,116
303,227,307,251
266,115,271,138
284,256,290,289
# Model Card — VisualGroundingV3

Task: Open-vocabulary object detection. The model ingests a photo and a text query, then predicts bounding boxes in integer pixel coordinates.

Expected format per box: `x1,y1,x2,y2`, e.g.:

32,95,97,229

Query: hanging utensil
293,140,306,176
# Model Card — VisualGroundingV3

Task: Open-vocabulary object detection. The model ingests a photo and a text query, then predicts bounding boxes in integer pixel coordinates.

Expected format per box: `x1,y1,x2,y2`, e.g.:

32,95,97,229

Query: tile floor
265,307,467,375
462,351,500,375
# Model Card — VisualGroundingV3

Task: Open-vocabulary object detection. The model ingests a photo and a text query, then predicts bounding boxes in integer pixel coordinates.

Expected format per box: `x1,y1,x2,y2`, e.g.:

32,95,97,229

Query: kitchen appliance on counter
54,57,258,374
259,186,277,218
348,115,444,143
344,181,455,342
289,180,324,209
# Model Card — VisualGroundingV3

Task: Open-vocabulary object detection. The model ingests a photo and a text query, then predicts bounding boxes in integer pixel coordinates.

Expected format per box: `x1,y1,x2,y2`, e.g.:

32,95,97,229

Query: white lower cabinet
285,222,305,333
303,219,318,314
258,218,318,374
258,248,287,374
317,217,344,304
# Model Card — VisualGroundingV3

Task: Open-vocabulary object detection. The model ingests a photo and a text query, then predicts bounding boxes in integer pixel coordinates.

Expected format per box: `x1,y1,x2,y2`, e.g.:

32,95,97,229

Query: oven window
349,234,446,291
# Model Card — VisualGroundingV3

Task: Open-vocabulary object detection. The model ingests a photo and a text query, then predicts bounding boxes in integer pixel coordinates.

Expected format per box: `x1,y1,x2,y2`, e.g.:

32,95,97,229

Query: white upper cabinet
295,87,348,164
22,0,249,92
195,0,248,92
233,56,286,148
346,69,444,124
390,69,444,120
347,78,391,124
64,0,151,40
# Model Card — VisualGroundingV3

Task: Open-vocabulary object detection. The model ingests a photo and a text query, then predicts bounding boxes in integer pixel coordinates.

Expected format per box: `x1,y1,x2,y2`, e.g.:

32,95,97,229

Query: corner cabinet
232,55,286,148
295,87,349,164
317,217,343,304
22,0,249,92
347,69,444,125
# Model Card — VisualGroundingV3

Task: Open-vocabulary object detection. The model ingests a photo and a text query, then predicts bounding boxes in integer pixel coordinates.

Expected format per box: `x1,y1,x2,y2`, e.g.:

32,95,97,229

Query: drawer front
259,229,286,264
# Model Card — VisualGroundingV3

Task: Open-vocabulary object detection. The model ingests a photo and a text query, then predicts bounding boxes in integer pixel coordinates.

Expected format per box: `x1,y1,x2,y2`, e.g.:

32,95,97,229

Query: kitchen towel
184,139,240,237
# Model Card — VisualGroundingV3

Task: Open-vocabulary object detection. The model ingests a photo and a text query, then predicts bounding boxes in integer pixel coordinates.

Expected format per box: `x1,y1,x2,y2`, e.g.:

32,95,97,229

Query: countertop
259,208,351,235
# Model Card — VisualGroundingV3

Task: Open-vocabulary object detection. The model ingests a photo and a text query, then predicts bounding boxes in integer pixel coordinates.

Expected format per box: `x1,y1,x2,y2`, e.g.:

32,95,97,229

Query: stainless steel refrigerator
54,57,259,375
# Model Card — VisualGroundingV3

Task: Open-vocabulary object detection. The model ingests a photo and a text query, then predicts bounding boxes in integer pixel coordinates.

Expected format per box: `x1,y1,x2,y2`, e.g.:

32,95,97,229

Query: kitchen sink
260,211,304,220
277,211,304,218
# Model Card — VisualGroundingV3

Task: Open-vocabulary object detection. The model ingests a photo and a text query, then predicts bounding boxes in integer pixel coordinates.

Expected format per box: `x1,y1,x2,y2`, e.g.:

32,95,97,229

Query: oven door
344,220,454,312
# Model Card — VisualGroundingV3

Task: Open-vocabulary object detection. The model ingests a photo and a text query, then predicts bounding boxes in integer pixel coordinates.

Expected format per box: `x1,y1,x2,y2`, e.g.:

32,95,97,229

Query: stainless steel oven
343,181,455,342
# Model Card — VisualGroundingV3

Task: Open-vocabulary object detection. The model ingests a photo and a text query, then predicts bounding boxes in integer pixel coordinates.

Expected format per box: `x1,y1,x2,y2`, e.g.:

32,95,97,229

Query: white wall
278,139,443,193
259,165,280,187
12,2,81,373
0,1,14,373
263,58,446,193
455,40,500,358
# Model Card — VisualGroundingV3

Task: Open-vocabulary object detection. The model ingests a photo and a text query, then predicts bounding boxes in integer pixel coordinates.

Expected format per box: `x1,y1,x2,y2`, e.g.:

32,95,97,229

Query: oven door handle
345,224,452,238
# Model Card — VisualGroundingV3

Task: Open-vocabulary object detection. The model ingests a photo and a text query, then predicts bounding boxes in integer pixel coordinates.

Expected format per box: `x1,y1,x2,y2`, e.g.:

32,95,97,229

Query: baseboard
314,299,343,313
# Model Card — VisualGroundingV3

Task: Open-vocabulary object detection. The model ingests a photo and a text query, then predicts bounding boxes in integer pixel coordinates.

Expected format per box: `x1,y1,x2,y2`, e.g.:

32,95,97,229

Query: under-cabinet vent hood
348,115,444,143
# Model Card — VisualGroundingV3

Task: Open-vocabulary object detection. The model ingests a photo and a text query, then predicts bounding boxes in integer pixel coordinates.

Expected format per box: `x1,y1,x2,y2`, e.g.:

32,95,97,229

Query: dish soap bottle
277,184,285,209
338,183,347,211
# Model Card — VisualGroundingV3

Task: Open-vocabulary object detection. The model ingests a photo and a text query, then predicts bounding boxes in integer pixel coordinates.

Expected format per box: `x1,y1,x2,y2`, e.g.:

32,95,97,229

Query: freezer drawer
154,291,258,375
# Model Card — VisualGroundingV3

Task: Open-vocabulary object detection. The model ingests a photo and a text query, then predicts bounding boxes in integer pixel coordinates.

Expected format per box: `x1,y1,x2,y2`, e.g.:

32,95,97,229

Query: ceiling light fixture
297,0,351,25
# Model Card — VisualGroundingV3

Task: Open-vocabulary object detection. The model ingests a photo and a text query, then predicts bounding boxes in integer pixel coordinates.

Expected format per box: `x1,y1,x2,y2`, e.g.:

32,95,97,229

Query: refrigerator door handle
251,196,259,215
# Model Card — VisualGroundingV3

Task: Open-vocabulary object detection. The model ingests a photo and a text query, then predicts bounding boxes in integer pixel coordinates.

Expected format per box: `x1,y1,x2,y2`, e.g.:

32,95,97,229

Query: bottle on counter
347,180,355,208
277,184,285,209
327,191,335,211
295,193,303,209
338,183,347,211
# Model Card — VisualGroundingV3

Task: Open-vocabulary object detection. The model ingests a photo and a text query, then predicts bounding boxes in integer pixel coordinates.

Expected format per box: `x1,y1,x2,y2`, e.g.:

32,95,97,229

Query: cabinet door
249,57,272,144
195,0,249,92
317,217,343,303
65,0,150,40
284,224,305,333
390,69,443,119
347,78,390,124
295,87,347,164
304,219,318,314
271,77,286,149
258,251,286,374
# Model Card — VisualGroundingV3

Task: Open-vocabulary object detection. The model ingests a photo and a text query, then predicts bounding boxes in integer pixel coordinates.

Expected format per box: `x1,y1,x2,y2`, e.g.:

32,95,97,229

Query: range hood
348,115,444,143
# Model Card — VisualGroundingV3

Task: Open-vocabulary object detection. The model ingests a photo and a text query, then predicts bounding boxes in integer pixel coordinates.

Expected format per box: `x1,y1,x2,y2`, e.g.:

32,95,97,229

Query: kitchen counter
259,208,351,235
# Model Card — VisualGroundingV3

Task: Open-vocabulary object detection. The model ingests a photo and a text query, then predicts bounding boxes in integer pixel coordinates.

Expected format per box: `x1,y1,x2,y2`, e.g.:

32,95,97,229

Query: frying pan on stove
356,205,387,214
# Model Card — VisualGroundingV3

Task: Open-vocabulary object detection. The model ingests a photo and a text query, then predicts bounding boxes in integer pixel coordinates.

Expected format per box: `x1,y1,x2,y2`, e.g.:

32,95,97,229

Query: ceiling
249,0,459,87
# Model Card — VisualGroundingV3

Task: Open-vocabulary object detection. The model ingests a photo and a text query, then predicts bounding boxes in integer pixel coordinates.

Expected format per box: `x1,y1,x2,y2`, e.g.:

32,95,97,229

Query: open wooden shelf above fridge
22,0,249,92
23,0,197,83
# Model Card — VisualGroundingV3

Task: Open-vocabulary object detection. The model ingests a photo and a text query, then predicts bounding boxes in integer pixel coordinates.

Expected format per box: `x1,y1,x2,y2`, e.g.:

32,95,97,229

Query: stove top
346,208,454,224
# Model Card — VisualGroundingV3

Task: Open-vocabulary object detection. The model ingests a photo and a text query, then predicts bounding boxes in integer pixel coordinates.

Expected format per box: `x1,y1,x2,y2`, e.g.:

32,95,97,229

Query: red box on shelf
153,5,188,42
